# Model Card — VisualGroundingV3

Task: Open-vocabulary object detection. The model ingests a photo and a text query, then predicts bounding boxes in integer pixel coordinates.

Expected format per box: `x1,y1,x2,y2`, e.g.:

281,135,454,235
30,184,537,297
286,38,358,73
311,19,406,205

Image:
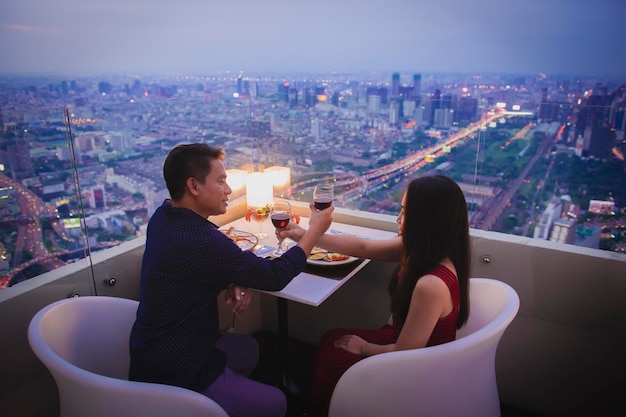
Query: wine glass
313,183,334,210
270,200,291,257
245,204,270,239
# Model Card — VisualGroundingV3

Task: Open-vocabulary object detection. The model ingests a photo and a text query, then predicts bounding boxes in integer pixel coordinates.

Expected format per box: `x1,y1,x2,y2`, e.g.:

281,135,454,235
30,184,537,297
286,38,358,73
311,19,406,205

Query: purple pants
202,332,286,417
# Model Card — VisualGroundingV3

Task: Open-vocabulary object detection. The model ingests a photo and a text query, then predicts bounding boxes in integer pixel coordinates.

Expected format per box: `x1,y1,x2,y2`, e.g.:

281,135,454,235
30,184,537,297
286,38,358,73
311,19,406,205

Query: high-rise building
534,197,564,240
402,100,417,118
434,108,454,129
289,87,299,107
366,86,387,105
389,100,400,125
429,89,441,125
574,84,620,159
237,73,243,95
6,138,33,180
455,97,479,123
311,118,321,138
277,82,289,102
412,74,421,100
251,121,271,140
550,218,577,245
391,73,400,97
105,131,133,150
368,95,381,114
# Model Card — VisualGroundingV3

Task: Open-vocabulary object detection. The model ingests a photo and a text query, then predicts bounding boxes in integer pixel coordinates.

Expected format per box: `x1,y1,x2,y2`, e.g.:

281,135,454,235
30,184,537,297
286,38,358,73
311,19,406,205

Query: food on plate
328,253,350,262
307,246,351,262
221,228,257,248
308,252,327,261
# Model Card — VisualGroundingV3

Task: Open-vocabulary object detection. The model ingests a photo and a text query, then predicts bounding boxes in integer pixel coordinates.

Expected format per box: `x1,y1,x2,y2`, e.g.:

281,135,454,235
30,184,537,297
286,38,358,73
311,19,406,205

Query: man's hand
225,285,252,314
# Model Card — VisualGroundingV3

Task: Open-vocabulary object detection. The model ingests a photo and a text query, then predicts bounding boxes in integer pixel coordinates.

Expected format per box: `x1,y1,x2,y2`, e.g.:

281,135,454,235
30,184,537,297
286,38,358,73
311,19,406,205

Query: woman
278,175,470,416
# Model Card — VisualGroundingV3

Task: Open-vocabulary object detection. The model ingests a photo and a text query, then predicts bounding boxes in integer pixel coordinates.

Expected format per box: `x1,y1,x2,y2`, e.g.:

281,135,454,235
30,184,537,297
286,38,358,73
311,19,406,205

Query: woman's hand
334,334,368,356
225,285,252,314
276,221,306,242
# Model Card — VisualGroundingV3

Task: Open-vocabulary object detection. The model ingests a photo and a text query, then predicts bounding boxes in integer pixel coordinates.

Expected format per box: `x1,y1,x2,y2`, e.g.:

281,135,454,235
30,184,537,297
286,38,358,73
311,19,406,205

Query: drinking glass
245,204,270,239
313,183,334,210
270,200,291,256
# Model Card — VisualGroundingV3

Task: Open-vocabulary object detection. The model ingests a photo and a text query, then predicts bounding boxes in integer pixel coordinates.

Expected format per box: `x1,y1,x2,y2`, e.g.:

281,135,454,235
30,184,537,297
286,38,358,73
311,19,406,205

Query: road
0,173,69,288
479,124,561,231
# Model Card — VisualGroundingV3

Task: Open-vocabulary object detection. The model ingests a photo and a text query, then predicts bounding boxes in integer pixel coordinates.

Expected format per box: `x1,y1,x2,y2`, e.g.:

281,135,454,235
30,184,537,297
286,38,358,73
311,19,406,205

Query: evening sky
0,0,624,77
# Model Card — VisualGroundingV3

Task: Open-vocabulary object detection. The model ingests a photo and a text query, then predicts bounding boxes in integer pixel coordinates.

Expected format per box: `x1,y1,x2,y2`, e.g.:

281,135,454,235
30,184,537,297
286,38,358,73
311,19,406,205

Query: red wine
271,213,290,228
314,198,332,210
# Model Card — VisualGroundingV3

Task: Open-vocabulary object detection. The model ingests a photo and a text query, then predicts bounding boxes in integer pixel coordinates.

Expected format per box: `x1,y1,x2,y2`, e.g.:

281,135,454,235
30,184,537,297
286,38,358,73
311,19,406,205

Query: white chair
28,296,228,417
328,278,520,417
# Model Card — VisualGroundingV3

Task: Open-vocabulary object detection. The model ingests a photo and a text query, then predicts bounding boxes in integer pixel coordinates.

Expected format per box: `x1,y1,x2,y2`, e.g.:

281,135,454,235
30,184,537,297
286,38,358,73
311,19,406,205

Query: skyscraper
412,74,421,100
6,138,33,180
575,85,618,159
391,73,400,97
389,100,400,125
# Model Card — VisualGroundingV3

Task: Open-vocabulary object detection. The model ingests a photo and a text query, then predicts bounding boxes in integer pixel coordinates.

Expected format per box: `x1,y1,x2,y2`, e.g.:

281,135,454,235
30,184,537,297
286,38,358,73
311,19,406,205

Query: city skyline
1,0,625,77
1,69,625,288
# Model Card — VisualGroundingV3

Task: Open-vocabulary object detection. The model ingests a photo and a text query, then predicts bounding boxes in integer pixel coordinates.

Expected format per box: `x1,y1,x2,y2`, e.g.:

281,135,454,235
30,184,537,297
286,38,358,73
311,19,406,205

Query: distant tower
311,119,321,138
575,85,617,159
402,100,416,118
278,82,289,102
368,95,381,114
88,185,106,209
391,73,400,97
243,79,250,96
304,88,315,107
389,100,400,125
550,218,577,245
249,80,258,98
6,138,33,179
429,89,442,125
412,74,421,100
534,197,563,240
237,73,243,95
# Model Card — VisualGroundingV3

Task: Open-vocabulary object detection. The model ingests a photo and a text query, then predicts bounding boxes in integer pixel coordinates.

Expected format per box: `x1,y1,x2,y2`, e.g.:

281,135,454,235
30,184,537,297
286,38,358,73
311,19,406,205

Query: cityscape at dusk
0,69,625,290
1,4,625,417
1,0,625,290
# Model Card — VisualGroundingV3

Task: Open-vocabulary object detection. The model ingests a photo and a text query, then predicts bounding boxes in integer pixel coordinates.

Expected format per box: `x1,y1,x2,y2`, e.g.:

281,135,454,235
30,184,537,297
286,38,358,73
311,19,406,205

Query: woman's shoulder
413,273,450,297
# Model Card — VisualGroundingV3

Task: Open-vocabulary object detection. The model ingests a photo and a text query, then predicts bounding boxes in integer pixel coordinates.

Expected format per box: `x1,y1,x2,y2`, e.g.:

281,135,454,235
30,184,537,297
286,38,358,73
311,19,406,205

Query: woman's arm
393,274,451,350
334,274,450,356
315,233,402,262
279,220,402,262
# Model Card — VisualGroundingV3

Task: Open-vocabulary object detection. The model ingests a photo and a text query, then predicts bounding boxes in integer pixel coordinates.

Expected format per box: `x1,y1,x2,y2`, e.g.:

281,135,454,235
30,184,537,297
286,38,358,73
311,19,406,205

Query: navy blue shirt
129,200,307,392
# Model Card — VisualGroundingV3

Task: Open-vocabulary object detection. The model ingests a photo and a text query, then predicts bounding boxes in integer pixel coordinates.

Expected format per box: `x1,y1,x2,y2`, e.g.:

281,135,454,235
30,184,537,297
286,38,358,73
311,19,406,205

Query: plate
306,247,359,266
307,255,359,266
220,229,258,251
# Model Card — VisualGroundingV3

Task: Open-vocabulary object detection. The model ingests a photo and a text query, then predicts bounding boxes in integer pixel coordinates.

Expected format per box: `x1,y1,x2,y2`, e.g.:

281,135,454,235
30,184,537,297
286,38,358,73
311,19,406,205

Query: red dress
310,264,460,416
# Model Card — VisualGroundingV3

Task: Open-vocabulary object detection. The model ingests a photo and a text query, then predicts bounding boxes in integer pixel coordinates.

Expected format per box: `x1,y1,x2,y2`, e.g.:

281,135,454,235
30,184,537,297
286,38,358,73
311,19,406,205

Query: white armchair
28,296,228,417
328,278,520,417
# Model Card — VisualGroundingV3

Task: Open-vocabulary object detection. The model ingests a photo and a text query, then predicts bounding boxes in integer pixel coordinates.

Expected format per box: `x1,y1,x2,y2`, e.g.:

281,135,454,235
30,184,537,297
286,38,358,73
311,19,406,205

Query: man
129,143,332,417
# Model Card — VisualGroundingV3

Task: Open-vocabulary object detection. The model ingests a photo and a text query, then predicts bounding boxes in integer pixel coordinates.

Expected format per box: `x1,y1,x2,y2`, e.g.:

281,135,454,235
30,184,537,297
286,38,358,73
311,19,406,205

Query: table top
222,216,397,307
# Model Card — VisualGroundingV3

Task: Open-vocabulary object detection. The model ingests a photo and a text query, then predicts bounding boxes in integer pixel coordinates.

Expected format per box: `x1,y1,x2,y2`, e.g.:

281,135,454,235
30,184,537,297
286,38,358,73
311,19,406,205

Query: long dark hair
389,175,470,328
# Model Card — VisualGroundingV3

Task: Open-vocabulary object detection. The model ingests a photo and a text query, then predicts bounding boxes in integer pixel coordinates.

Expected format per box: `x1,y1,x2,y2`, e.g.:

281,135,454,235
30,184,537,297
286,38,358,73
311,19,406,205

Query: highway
287,108,508,203
0,173,69,289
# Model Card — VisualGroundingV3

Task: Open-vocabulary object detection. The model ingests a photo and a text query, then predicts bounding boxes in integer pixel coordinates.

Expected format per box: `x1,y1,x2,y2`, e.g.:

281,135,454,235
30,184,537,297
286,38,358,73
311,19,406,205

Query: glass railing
1,72,624,293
